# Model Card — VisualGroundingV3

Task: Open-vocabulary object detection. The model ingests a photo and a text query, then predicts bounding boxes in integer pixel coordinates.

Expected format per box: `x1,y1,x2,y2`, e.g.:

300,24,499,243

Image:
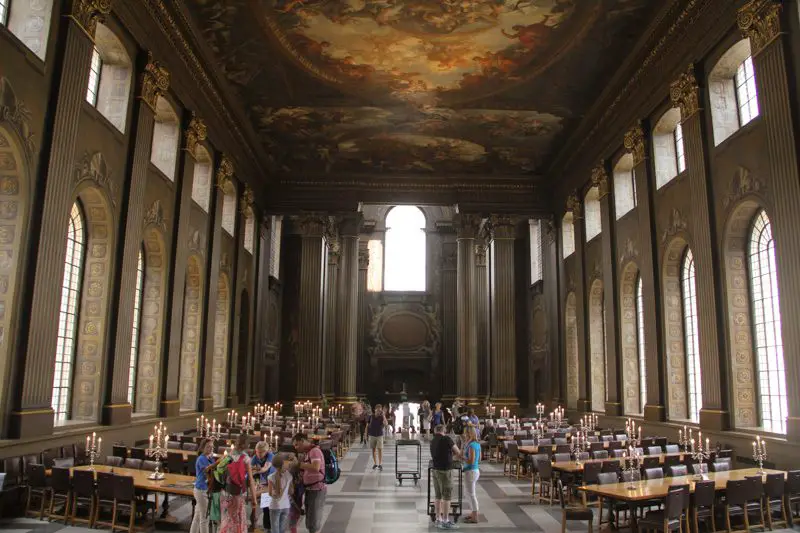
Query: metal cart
395,439,421,485
426,460,463,523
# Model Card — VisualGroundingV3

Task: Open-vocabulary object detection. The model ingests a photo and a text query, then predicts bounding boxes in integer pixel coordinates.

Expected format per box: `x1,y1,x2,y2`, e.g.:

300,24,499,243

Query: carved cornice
69,0,112,39
184,113,207,158
139,52,170,113
240,185,255,217
738,0,782,56
623,123,647,166
591,165,609,199
487,214,521,240
143,200,166,232
216,156,235,193
670,65,700,120
565,191,582,220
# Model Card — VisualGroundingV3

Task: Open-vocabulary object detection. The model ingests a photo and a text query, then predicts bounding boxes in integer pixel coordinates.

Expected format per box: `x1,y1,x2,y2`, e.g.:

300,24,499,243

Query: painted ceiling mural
185,0,658,176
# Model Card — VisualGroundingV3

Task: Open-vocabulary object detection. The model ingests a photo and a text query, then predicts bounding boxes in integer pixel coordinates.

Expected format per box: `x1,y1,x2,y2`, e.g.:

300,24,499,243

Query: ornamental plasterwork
565,191,582,219
367,302,441,358
216,155,235,192
240,185,255,217
723,166,766,209
184,113,208,157
488,214,520,239
0,78,35,155
143,199,166,231
669,65,700,120
660,208,688,244
74,151,117,207
140,52,171,113
70,0,112,38
738,0,782,55
591,164,609,199
619,237,639,266
623,123,646,166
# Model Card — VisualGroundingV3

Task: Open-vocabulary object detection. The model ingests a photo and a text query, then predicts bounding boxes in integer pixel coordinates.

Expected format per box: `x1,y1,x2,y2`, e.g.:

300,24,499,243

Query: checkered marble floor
4,435,800,532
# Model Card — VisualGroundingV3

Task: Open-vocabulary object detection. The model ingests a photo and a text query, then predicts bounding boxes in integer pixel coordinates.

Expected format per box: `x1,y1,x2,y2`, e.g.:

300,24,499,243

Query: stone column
542,221,562,405
567,195,591,413
739,0,800,438
10,1,112,438
594,165,622,416
357,242,369,397
489,216,520,407
475,238,490,400
670,66,730,430
295,215,327,400
337,216,360,402
440,242,458,401
456,214,480,402
101,54,170,426
324,231,339,399
625,124,666,422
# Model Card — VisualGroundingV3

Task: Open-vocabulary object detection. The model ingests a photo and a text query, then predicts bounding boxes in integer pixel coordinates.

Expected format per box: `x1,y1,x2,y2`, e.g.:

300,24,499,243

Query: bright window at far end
384,206,426,291
529,219,542,283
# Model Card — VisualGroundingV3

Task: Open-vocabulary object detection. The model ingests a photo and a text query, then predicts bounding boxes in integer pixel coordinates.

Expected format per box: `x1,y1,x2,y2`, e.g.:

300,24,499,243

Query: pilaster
489,215,520,406
440,240,457,401
542,221,562,405
356,242,369,397
456,214,480,402
625,123,666,422
739,0,800,438
11,0,112,438
336,216,360,402
568,193,590,413
671,65,730,431
594,165,622,416
101,54,170,426
324,229,339,399
474,236,490,400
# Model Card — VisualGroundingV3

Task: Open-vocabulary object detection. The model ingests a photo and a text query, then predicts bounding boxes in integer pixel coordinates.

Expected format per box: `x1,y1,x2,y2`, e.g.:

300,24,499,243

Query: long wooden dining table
551,452,688,473
578,467,786,532
54,464,197,497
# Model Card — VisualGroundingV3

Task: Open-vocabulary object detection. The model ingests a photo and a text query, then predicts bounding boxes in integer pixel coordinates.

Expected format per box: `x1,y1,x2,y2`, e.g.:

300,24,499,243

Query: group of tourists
189,432,327,533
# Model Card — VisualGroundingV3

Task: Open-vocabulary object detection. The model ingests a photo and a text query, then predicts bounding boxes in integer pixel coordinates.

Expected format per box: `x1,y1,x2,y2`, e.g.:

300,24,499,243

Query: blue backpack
322,448,340,484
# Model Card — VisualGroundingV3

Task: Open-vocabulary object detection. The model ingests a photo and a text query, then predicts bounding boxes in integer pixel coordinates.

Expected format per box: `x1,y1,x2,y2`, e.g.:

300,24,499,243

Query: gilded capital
488,214,520,240
295,214,328,237
216,155,235,193
455,213,482,239
184,113,207,157
738,0,782,55
565,191,582,219
139,52,170,113
241,185,255,217
670,65,700,120
623,123,646,166
70,0,112,38
591,164,609,199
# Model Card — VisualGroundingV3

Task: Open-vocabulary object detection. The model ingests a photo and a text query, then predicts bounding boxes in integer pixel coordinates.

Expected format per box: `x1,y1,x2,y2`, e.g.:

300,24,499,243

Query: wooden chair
557,479,593,533
48,466,72,523
536,459,555,505
638,485,686,532
785,470,800,526
94,471,117,528
69,469,96,527
691,479,716,533
112,474,139,532
24,463,50,519
764,472,788,530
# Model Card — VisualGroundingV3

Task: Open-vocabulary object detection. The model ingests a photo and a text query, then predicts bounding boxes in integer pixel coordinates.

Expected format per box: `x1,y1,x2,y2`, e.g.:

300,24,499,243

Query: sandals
463,516,479,523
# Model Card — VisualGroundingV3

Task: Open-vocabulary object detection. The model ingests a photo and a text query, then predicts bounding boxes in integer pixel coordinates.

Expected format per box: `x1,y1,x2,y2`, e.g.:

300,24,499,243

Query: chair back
112,445,127,459
647,446,663,455
608,440,622,451
538,459,553,480
785,470,800,495
105,455,123,467
710,461,730,472
601,435,613,442
693,479,716,507
601,460,621,474
538,438,552,446
113,475,136,502
167,441,181,450
725,479,749,505
183,443,199,452
577,451,590,461
557,479,568,508
644,467,664,480
51,466,72,492
669,465,688,477
745,475,764,498
642,456,660,469
488,434,497,446
3,457,22,485
130,447,146,460
592,450,609,460
26,463,46,488
665,444,680,454
764,473,784,499
555,444,571,454
167,453,185,474
589,441,604,452
123,458,143,469
553,453,571,463
519,439,535,447
612,449,626,458
665,486,687,521
72,469,95,497
53,457,74,468
583,461,602,484
597,472,618,485
622,470,641,482
142,460,159,472
554,438,568,445
96,471,116,501
692,463,708,474
506,442,519,459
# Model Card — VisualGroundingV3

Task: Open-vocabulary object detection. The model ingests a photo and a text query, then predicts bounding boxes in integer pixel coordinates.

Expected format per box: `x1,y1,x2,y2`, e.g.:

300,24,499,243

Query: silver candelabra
753,436,767,474
147,422,169,480
623,447,642,490
570,431,588,464
690,434,710,480
85,432,102,470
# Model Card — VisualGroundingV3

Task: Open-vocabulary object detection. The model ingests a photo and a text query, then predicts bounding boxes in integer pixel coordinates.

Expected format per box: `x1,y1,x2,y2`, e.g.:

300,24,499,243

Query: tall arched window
635,276,647,412
681,248,702,422
748,210,787,433
2,0,54,60
384,206,426,291
150,96,180,180
84,23,132,132
128,248,145,406
52,202,86,421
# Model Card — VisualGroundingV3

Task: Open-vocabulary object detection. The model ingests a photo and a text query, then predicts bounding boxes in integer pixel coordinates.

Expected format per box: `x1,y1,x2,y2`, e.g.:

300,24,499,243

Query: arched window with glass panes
128,248,145,406
680,248,702,423
52,202,86,421
382,206,426,292
635,275,647,412
748,210,787,433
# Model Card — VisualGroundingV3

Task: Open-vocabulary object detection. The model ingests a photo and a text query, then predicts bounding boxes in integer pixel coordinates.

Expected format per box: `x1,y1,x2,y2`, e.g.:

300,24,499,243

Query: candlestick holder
85,433,102,471
690,440,710,480
624,449,642,490
570,432,587,464
753,439,767,475
147,425,169,480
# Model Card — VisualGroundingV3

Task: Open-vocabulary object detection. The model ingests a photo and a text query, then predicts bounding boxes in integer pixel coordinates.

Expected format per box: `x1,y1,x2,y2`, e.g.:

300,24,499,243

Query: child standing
267,455,294,533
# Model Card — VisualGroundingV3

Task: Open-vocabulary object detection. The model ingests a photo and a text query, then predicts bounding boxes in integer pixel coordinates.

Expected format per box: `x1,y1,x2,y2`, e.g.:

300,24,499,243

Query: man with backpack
292,433,326,533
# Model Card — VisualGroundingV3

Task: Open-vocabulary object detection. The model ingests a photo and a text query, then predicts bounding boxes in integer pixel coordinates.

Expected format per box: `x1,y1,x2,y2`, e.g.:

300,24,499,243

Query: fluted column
356,242,369,397
456,214,480,402
11,0,112,438
100,54,170,425
739,0,800,438
670,66,730,430
568,194,591,413
594,166,622,416
489,216,520,406
337,216,360,402
324,232,339,399
625,124,666,422
542,221,561,405
295,215,327,400
440,242,458,401
475,238,490,400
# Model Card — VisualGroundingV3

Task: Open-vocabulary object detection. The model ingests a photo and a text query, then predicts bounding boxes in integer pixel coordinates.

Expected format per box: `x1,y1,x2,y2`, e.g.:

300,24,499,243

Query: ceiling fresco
185,0,660,178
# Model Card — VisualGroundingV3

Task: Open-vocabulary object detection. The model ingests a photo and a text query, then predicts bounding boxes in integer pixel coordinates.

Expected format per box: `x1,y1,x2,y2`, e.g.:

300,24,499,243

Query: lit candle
97,437,101,454
150,435,154,448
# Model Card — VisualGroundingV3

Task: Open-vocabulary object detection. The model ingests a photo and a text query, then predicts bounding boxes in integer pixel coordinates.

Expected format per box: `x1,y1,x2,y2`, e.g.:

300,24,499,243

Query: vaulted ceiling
183,0,662,191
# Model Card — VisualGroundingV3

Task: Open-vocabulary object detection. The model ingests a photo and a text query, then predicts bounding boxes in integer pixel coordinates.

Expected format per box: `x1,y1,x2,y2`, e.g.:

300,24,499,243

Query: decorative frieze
216,155,235,193
488,215,521,240
623,123,647,166
670,65,700,120
738,0,782,56
184,113,207,158
358,245,369,270
139,52,170,113
293,214,327,237
70,0,112,38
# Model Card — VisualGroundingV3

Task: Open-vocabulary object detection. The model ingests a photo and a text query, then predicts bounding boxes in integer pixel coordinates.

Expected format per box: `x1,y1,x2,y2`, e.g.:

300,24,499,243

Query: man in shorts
367,404,387,470
292,433,326,533
430,424,461,529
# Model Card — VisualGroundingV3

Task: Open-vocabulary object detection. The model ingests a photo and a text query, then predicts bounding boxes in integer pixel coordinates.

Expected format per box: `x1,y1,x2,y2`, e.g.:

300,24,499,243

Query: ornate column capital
338,214,362,237
69,0,112,39
216,155,235,193
487,214,521,240
240,185,255,218
455,213,482,239
475,243,487,267
184,113,207,157
738,0,782,56
566,191,582,219
670,65,701,120
543,218,556,245
139,52,170,113
358,244,370,270
591,164,609,199
292,214,328,237
623,123,647,166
